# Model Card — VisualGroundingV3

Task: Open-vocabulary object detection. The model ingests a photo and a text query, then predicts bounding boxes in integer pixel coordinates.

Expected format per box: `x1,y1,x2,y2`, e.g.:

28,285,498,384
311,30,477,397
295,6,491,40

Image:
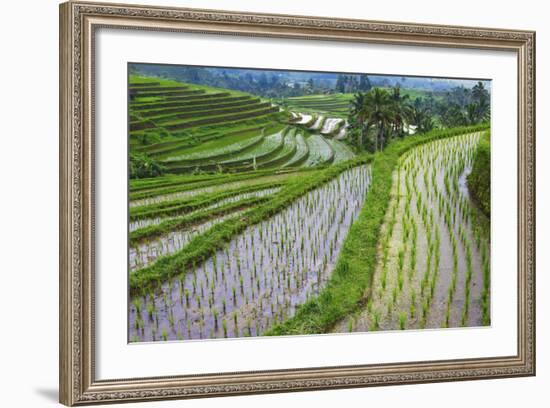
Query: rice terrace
128,63,491,342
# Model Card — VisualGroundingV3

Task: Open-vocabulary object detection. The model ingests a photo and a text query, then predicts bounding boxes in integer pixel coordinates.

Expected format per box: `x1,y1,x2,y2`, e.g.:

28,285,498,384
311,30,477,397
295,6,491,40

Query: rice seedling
369,310,380,332
132,298,142,315
381,264,388,290
146,302,155,321
347,318,354,332
397,271,404,292
399,312,407,330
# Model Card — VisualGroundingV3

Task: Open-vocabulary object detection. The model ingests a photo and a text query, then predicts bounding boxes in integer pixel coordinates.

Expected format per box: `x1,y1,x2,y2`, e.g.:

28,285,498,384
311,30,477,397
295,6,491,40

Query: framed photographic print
59,1,536,405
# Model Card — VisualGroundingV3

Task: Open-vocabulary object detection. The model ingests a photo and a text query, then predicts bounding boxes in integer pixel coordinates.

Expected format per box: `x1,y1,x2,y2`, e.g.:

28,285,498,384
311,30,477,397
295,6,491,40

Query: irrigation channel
129,165,372,341
336,132,490,333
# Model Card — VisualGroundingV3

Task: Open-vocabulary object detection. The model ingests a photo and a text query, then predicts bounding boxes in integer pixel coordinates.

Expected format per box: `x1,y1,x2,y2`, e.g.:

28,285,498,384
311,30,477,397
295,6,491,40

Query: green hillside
129,75,356,175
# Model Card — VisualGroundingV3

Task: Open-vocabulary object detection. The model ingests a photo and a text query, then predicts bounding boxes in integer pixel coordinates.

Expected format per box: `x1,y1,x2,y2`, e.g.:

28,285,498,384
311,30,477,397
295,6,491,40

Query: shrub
129,152,166,179
467,131,491,218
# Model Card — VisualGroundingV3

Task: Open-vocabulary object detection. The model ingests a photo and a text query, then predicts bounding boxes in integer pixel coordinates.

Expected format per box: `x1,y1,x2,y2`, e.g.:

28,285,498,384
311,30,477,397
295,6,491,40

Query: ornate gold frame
59,1,536,405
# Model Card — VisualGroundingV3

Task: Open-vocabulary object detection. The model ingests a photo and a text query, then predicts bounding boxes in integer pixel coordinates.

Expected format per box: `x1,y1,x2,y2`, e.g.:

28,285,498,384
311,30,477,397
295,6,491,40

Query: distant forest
130,63,489,99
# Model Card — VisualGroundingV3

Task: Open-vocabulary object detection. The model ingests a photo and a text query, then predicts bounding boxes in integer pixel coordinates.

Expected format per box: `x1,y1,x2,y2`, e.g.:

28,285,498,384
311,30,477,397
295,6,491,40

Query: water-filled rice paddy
129,165,371,341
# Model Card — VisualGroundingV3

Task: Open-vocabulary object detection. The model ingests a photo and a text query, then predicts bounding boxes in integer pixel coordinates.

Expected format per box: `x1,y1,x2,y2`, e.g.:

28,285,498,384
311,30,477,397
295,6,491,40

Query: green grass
153,101,272,124
130,172,253,195
159,126,283,163
259,130,298,169
130,195,271,244
129,74,249,97
302,135,334,167
132,116,286,158
133,93,219,108
138,96,256,117
218,131,285,164
130,180,285,221
129,169,310,202
281,93,354,117
159,106,281,132
283,133,309,168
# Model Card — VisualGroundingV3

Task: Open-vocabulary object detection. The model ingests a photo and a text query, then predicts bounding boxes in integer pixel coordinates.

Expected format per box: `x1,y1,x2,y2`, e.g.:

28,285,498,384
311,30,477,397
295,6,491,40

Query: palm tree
364,88,393,151
466,103,480,125
410,106,435,133
472,81,489,103
349,88,402,151
419,114,435,133
475,97,491,122
389,86,412,138
349,92,369,149
441,103,467,128
466,99,490,126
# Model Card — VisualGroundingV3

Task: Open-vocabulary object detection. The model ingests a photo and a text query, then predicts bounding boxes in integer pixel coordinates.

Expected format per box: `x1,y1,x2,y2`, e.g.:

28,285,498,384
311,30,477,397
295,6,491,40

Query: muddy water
335,133,490,333
129,187,281,232
335,121,348,140
309,116,325,130
129,165,371,342
321,118,343,134
295,113,312,124
130,216,164,233
130,211,245,271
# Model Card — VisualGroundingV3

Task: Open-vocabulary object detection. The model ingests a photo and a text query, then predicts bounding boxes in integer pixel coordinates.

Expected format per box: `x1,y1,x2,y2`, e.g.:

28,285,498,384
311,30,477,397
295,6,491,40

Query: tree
466,103,480,125
186,67,201,82
335,75,346,93
410,106,435,133
349,92,370,149
348,86,422,151
129,153,165,179
475,97,491,122
258,73,269,90
440,103,467,128
471,81,490,122
472,81,490,104
389,86,412,138
447,86,471,108
359,75,372,91
366,88,394,150
419,114,435,133
347,75,359,93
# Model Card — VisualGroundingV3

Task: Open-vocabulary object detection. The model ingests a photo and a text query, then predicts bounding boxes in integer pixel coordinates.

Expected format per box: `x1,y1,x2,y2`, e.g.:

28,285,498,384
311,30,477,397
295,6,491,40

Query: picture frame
59,1,536,405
